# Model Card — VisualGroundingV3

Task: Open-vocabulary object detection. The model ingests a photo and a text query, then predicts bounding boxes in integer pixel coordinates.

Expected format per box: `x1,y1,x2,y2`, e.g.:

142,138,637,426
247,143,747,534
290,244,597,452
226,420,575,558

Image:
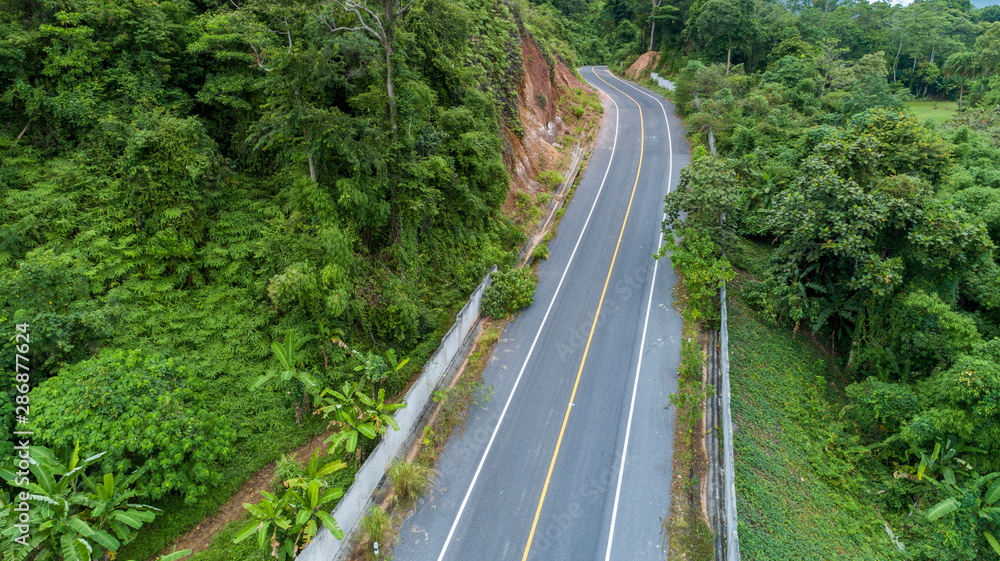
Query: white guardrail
720,279,740,561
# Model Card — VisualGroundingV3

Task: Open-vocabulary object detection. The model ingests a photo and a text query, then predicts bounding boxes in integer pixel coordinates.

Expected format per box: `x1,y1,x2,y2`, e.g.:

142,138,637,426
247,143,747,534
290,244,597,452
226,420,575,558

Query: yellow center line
521,68,647,561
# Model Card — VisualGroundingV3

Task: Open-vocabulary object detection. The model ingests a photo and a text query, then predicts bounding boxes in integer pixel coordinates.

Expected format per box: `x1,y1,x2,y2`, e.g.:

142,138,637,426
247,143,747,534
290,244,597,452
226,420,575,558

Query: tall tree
648,1,679,51
976,21,1000,76
310,0,414,133
694,0,760,74
944,50,978,112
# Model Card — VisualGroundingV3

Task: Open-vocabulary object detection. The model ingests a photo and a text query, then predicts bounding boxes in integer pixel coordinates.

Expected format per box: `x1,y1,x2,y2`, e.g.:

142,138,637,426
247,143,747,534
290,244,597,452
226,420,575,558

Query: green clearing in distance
904,100,959,124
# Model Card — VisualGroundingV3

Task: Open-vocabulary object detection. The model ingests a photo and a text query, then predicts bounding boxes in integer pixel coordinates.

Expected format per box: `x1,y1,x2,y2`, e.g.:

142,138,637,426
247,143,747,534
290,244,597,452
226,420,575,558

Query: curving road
393,66,689,561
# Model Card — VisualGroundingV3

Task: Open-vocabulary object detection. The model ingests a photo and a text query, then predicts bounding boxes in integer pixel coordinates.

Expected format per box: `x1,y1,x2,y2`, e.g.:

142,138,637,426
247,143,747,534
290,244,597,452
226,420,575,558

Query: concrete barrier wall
299,266,496,561
649,72,675,91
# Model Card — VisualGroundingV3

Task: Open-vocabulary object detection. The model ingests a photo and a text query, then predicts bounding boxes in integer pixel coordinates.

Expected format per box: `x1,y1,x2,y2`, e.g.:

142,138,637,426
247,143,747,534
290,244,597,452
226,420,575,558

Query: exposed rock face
501,35,591,205
626,50,660,79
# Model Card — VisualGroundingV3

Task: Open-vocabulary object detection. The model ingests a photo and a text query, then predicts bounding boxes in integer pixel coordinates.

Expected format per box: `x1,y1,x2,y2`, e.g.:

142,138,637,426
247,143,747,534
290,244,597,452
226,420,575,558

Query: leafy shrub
30,350,235,503
536,191,552,208
514,190,531,211
895,290,983,372
844,378,918,435
659,228,735,326
537,170,565,191
911,355,1000,474
0,250,114,378
481,268,537,318
531,242,549,262
0,376,13,461
741,278,775,320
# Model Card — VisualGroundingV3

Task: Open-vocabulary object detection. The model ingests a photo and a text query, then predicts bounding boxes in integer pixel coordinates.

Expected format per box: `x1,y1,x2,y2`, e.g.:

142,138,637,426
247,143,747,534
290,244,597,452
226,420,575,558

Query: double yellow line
520,68,647,561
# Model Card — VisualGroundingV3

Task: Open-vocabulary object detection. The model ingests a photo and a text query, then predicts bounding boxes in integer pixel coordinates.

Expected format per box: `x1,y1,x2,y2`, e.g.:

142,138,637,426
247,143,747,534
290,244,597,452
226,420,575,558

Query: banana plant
234,451,346,560
908,433,986,483
317,380,404,461
252,330,322,422
0,443,163,561
80,464,160,557
926,471,1000,555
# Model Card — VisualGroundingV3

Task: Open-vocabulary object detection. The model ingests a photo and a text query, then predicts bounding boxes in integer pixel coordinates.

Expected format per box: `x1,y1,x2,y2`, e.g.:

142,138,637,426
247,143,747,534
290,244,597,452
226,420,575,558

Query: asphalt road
393,66,689,561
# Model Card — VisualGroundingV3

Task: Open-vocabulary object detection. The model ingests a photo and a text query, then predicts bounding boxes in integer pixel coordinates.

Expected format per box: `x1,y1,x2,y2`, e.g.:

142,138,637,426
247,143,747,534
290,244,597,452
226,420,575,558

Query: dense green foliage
30,350,235,503
480,266,537,318
727,275,897,560
0,443,190,561
658,1,1000,558
658,226,733,325
0,0,592,555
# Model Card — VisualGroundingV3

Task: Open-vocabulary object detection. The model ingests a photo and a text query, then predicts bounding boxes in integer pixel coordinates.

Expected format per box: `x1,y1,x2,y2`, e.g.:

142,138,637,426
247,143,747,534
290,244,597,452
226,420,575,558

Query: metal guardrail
720,279,740,561
649,72,675,91
710,131,740,560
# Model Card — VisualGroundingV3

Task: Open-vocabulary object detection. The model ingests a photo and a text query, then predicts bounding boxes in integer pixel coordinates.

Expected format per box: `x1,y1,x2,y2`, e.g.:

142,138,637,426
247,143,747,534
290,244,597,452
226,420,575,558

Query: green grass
727,276,900,560
905,100,959,125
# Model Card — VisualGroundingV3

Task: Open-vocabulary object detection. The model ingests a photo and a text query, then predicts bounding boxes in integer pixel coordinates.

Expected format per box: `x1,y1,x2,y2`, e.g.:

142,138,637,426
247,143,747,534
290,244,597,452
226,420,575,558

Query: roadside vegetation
661,286,714,561
650,1,1000,558
7,0,1000,559
727,259,895,559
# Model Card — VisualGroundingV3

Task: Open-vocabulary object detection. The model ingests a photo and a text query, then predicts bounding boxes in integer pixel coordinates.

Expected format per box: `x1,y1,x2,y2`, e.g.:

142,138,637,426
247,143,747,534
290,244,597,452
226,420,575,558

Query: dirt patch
501,34,594,207
153,432,331,558
625,51,660,80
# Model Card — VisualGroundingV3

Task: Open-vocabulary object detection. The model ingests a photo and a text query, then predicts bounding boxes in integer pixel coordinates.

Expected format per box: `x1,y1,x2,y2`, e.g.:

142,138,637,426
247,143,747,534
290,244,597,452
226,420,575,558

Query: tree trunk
294,85,316,183
649,20,656,52
726,46,732,75
303,126,317,182
384,40,397,132
893,34,903,82
959,76,964,113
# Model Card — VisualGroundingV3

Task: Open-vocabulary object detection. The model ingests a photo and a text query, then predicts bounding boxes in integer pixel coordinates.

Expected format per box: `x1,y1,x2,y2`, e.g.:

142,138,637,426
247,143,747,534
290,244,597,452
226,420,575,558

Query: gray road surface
392,66,689,561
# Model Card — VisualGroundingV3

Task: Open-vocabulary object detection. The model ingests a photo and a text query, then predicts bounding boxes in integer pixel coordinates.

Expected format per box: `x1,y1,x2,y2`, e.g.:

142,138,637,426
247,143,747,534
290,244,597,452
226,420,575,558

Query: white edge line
602,68,676,561
436,66,622,561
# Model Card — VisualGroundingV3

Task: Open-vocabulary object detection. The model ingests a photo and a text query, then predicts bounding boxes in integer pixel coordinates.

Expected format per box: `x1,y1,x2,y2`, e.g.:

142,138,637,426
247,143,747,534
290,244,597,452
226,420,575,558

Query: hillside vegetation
0,0,601,559
647,0,1000,559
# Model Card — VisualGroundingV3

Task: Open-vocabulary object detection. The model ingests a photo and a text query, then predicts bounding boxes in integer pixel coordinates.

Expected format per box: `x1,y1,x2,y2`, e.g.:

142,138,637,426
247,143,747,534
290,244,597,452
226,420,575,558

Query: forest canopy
648,0,1000,558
